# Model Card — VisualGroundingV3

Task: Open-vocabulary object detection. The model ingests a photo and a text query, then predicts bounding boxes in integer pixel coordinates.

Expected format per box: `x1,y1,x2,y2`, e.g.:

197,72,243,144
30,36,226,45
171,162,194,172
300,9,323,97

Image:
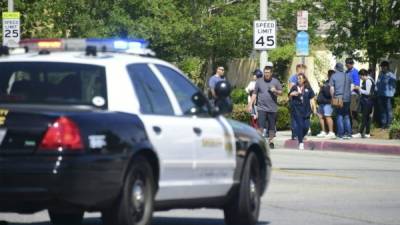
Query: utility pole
260,0,268,70
8,0,14,11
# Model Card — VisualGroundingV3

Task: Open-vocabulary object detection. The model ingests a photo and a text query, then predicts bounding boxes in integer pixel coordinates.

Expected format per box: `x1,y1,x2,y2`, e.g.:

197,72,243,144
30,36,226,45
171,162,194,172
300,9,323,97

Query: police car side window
156,65,210,116
127,64,174,115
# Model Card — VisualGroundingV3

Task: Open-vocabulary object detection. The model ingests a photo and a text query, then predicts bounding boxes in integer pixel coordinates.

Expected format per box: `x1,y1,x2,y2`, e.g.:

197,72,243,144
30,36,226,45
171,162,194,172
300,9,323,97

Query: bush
389,120,400,139
276,106,290,130
230,104,251,123
231,88,248,105
394,105,400,122
310,115,322,136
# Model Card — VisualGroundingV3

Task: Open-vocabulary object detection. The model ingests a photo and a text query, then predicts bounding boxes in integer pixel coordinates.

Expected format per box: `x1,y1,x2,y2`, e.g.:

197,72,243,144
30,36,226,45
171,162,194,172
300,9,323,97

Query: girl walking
289,74,316,150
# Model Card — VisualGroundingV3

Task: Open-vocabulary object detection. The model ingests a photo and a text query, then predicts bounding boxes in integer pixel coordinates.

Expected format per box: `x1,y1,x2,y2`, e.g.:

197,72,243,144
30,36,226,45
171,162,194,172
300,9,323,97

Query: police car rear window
0,62,107,108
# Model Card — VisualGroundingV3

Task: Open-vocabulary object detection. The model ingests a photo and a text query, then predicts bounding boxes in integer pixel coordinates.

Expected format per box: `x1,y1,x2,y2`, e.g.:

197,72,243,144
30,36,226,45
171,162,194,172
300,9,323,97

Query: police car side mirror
192,92,208,108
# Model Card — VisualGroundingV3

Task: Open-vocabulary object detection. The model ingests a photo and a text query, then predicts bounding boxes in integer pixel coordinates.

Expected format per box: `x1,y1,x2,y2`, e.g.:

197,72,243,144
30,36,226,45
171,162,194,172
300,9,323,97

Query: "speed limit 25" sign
2,12,21,48
253,20,276,50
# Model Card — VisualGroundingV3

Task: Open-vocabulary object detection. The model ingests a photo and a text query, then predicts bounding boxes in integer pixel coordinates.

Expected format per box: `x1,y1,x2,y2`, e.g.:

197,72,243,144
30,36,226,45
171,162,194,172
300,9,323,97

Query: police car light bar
18,38,155,56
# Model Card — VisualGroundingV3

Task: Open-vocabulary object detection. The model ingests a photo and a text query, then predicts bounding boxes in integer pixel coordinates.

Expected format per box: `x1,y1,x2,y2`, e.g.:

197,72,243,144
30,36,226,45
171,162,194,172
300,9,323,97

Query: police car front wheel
224,152,261,225
102,156,155,225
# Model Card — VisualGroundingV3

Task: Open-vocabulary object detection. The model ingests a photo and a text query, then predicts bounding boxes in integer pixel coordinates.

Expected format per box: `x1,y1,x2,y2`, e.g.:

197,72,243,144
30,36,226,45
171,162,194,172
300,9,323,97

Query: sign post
296,11,309,64
296,31,309,57
2,12,20,47
253,20,276,50
297,11,308,31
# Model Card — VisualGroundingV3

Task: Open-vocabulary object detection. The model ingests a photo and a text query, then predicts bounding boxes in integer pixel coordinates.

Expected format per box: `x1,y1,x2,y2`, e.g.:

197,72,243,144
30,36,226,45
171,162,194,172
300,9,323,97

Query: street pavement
1,149,400,225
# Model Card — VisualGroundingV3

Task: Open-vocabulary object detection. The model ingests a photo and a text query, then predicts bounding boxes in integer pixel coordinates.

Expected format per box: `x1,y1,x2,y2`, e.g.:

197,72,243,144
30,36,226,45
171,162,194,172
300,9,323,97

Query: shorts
318,104,333,116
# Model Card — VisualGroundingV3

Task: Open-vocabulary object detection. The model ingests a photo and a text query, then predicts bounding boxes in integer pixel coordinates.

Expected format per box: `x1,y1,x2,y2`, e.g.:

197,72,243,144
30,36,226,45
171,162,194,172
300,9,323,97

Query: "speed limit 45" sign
253,20,276,50
2,12,21,48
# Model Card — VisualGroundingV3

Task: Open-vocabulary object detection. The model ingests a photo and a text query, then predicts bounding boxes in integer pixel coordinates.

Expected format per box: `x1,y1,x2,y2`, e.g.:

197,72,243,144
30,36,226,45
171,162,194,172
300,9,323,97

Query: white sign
2,12,21,47
253,20,276,50
297,11,308,31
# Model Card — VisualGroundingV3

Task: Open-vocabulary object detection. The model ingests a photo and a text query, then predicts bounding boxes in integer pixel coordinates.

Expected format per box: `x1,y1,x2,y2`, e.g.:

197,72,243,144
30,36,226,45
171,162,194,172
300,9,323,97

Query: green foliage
231,88,248,105
393,105,400,122
177,57,205,88
230,104,251,123
310,115,322,136
321,0,400,66
276,106,290,130
389,120,400,139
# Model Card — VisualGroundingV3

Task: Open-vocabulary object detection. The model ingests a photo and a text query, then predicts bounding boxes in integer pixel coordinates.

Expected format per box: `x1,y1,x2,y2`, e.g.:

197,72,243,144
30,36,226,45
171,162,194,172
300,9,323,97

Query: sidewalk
274,131,400,155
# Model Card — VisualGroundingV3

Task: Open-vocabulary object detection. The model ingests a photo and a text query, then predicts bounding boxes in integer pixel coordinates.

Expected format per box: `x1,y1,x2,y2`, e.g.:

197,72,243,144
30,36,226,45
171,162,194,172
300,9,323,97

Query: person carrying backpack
353,69,375,138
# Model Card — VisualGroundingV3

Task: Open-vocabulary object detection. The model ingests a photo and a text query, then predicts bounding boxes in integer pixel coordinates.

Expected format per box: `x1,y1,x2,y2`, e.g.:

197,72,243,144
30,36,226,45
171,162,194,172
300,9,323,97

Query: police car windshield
0,62,107,108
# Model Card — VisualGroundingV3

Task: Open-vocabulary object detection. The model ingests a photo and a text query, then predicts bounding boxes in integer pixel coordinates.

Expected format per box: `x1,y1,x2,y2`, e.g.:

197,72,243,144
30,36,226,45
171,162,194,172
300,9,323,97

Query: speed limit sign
253,20,276,50
2,12,21,47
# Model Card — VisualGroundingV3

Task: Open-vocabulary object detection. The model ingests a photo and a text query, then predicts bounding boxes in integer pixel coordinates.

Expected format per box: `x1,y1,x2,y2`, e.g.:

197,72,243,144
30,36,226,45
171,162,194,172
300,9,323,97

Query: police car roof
0,51,173,68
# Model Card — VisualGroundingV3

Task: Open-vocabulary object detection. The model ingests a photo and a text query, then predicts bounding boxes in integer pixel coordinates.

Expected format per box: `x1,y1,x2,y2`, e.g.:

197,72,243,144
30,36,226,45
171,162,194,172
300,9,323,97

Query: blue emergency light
18,38,154,56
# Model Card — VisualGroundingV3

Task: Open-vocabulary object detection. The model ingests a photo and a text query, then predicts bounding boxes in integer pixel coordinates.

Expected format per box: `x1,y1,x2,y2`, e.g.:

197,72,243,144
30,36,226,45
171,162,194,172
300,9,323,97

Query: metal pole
260,0,268,70
8,0,14,11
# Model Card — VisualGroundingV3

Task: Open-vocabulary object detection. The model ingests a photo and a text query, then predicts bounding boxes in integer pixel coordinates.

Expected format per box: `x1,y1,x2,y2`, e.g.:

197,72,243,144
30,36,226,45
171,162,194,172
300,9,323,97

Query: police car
0,38,271,225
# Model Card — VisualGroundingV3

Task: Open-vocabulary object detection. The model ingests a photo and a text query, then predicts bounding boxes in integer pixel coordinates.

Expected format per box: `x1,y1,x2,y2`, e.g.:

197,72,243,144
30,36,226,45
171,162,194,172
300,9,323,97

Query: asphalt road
1,149,400,225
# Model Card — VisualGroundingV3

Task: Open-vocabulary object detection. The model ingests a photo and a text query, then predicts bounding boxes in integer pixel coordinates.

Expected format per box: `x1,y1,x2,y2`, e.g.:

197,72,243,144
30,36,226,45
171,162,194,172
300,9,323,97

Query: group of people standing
243,59,396,150
209,58,396,150
321,59,397,139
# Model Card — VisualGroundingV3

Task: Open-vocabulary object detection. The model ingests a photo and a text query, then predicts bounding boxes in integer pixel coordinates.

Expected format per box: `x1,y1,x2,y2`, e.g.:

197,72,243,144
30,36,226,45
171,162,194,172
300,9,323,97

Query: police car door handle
153,126,162,135
193,127,202,136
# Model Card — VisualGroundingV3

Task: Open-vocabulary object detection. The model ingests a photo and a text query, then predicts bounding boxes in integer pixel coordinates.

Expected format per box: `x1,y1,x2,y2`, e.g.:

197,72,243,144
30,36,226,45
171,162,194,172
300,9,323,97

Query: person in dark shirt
288,73,316,150
316,70,335,138
353,69,375,138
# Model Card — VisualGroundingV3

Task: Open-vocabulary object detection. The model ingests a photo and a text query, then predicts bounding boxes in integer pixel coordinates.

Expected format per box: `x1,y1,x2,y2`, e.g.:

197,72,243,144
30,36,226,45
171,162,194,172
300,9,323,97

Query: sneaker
299,143,304,150
365,134,371,138
326,132,336,139
316,132,327,137
352,133,362,138
343,135,351,140
269,142,275,149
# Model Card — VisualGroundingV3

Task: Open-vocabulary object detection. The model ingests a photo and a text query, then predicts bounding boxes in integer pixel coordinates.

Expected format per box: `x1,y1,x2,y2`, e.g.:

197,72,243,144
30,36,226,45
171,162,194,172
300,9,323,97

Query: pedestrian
288,64,307,140
330,62,353,139
345,58,360,134
288,73,316,150
316,70,335,138
246,69,263,128
376,61,397,128
208,66,225,101
248,66,283,149
353,69,374,138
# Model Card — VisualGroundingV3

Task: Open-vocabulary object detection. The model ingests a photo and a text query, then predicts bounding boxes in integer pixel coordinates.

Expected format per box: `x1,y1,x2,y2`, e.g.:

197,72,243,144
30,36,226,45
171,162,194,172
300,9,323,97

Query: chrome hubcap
250,179,256,202
131,180,145,213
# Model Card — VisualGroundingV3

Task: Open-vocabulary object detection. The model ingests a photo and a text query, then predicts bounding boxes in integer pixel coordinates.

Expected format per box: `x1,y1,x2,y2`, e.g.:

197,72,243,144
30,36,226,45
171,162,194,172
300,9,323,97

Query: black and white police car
0,38,271,225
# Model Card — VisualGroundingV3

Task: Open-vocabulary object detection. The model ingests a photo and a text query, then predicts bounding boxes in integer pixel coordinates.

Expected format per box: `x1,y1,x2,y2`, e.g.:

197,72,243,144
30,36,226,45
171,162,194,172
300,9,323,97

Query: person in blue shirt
376,61,397,128
345,58,360,133
288,64,307,140
288,73,316,150
208,66,225,100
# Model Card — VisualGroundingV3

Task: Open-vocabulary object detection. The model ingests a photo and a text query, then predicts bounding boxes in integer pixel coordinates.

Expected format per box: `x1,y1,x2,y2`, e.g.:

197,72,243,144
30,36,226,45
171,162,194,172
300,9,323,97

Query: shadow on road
2,217,270,225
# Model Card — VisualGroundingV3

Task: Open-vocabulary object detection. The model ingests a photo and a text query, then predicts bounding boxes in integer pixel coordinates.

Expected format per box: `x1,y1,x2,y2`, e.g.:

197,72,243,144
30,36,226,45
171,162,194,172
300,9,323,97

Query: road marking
273,168,356,179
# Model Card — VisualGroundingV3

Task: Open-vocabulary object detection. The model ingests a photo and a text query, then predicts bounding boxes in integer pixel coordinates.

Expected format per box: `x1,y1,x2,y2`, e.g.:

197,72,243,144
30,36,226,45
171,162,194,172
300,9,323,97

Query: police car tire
48,211,84,225
223,152,261,225
102,156,155,225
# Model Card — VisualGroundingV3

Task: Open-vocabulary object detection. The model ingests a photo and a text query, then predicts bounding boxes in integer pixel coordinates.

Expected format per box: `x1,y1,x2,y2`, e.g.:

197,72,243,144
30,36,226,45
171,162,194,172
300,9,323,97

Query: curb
283,139,400,155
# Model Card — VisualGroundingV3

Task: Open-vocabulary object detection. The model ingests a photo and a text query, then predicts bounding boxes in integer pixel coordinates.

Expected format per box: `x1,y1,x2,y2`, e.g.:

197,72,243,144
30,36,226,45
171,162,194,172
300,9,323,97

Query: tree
321,0,400,70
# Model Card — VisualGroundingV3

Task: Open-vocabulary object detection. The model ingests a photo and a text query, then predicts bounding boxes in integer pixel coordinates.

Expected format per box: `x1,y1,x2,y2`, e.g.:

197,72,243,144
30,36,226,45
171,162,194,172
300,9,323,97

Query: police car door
154,65,236,198
127,64,196,201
